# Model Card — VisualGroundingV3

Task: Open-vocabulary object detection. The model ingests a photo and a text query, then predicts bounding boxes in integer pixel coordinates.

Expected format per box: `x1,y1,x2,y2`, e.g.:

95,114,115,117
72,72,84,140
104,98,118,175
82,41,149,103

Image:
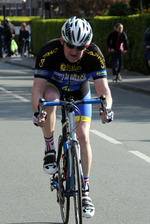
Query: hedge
30,15,150,74
31,19,67,55
93,14,150,75
0,15,150,74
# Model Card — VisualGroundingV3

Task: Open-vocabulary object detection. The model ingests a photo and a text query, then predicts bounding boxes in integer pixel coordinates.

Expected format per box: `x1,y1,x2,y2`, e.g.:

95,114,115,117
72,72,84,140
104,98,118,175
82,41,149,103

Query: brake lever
99,95,108,124
38,98,45,123
100,95,107,114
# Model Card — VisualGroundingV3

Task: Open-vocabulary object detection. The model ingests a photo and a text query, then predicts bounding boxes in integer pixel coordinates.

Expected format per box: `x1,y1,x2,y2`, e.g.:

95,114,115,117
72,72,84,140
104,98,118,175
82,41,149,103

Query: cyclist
32,16,114,218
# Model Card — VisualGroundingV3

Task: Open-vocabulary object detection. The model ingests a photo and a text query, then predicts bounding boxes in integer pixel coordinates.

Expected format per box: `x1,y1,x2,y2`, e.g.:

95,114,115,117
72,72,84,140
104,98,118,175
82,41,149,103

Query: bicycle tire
72,141,82,224
57,136,70,224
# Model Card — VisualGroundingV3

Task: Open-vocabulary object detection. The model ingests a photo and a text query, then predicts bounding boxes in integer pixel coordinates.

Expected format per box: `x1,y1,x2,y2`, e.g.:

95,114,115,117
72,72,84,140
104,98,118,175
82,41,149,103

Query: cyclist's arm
94,78,113,123
32,77,47,112
32,77,47,127
94,78,112,108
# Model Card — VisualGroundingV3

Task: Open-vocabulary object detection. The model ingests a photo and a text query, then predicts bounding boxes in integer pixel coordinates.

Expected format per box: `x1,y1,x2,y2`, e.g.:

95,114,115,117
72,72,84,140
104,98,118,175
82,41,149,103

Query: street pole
41,0,45,19
139,0,142,14
29,0,32,17
3,5,5,22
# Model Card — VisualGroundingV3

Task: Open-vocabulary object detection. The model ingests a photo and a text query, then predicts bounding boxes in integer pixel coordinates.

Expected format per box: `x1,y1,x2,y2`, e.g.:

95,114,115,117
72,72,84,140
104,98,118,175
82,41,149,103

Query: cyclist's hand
99,109,114,123
33,111,47,127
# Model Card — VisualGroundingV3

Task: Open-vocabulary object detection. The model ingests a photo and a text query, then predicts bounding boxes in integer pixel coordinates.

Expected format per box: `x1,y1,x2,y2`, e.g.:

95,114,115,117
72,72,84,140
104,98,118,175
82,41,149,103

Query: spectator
143,23,150,68
4,18,15,57
107,23,128,82
19,22,29,57
0,21,5,58
27,20,31,36
27,20,31,55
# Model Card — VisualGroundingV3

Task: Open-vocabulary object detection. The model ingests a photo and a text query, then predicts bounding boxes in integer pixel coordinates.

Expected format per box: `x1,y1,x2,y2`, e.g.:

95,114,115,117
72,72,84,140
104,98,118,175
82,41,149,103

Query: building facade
0,0,65,18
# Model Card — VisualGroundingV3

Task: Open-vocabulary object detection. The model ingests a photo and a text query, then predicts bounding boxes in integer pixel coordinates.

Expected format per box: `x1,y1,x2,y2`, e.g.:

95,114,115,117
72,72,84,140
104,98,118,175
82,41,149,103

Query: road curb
4,58,35,70
109,82,150,96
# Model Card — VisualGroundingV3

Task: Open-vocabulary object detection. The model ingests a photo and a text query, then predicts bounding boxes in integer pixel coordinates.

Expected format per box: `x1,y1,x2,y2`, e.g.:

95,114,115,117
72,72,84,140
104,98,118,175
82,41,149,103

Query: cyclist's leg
75,90,95,218
75,89,92,179
42,84,60,138
21,40,25,56
110,52,117,79
117,51,123,80
75,89,92,178
76,121,95,218
42,83,61,174
76,121,91,179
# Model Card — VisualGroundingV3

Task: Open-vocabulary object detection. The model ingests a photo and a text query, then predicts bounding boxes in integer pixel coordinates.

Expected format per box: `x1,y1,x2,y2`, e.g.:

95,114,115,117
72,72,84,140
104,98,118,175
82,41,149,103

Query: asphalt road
0,60,150,224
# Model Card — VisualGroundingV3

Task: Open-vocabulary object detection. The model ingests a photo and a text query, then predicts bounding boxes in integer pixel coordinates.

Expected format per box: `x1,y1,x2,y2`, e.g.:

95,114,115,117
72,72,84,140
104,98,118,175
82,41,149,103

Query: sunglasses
65,42,86,51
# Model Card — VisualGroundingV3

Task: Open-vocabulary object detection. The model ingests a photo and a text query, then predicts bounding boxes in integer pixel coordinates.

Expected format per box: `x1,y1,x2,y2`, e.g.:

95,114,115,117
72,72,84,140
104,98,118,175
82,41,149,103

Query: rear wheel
57,137,70,224
72,142,82,224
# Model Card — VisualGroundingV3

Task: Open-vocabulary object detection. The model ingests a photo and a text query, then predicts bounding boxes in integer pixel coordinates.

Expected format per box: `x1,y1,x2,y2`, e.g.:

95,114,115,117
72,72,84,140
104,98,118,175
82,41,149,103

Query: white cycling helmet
61,16,93,46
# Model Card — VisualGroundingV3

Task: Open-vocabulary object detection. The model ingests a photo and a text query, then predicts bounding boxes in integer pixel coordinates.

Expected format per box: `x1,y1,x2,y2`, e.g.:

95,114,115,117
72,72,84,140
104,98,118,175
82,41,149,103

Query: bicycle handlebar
38,95,107,116
37,95,114,124
38,95,107,123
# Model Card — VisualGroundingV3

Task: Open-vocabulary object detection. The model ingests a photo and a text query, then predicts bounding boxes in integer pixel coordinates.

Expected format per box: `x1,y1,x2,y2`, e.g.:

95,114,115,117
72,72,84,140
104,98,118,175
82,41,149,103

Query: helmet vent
82,22,85,29
75,21,78,27
72,31,75,42
79,34,86,44
77,28,81,41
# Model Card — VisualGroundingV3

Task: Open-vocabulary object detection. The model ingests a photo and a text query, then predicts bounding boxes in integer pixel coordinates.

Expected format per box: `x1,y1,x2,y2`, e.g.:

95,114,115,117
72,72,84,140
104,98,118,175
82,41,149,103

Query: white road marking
90,129,122,144
129,151,150,163
91,129,150,164
0,87,30,102
1,87,149,165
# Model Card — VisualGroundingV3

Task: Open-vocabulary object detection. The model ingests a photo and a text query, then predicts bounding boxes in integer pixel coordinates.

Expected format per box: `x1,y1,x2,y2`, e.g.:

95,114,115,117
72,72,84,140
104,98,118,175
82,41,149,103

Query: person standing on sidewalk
143,22,150,68
19,22,29,57
0,21,5,58
4,18,15,57
107,23,128,81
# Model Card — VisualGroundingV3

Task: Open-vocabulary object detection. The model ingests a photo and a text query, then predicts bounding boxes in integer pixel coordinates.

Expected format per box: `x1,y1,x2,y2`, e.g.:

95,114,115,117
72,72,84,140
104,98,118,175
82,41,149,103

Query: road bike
38,95,107,224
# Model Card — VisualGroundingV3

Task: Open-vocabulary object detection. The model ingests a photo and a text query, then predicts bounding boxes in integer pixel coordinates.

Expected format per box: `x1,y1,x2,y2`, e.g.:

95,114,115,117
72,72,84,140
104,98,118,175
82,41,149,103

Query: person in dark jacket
107,23,128,81
4,18,15,57
19,22,29,56
0,21,5,58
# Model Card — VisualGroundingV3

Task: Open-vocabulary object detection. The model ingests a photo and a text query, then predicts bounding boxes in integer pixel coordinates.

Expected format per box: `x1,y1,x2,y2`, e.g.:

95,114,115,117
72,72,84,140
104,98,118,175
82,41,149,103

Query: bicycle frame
38,95,107,224
38,95,107,191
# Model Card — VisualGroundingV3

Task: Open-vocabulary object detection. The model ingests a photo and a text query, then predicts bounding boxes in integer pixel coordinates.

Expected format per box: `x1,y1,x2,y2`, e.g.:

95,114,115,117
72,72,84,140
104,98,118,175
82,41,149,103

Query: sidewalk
2,55,150,96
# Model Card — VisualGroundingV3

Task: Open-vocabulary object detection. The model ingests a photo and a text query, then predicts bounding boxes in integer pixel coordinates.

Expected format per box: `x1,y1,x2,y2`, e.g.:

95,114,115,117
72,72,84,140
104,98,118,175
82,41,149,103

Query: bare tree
66,0,111,17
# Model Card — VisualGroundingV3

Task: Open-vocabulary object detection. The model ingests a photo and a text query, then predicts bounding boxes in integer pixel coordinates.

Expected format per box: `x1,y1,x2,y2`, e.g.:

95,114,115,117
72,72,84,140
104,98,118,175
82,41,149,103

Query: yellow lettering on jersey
60,63,82,72
60,63,66,71
96,72,101,76
86,49,105,69
39,59,45,67
62,86,73,91
42,48,58,58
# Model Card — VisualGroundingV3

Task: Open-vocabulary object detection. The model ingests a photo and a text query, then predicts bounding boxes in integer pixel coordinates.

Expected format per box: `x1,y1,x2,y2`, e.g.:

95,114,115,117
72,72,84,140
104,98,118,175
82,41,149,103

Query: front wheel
57,136,70,224
72,141,82,224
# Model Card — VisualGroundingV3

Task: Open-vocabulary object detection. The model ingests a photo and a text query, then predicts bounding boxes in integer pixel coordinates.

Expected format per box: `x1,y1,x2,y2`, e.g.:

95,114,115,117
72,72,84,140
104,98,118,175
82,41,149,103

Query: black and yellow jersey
34,38,107,95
